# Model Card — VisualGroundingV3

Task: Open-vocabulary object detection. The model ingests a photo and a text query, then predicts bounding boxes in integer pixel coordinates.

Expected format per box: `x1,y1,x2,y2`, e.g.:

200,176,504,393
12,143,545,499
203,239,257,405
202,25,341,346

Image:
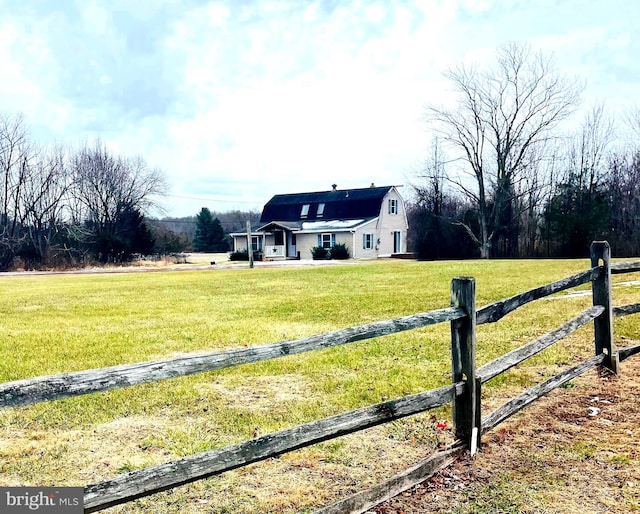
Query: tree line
149,208,261,255
0,113,170,270
409,43,640,260
0,112,261,271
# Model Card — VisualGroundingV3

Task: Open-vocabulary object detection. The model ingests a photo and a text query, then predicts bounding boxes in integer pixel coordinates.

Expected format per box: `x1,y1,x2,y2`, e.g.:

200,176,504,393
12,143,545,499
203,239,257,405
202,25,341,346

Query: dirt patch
375,356,640,513
194,374,313,411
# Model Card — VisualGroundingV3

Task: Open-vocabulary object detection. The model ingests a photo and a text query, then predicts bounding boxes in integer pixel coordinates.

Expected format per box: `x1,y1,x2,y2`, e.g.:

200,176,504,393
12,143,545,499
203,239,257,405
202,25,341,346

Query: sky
0,0,638,217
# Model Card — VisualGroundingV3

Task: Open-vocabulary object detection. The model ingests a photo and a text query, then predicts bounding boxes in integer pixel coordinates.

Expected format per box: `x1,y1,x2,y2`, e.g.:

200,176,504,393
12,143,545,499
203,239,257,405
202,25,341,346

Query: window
301,204,310,218
317,203,325,217
251,236,262,252
318,233,335,249
363,233,374,250
388,198,398,215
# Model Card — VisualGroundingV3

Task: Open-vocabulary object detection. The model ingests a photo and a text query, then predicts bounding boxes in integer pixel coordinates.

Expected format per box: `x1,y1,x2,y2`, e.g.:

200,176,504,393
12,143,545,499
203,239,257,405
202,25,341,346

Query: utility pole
246,220,254,269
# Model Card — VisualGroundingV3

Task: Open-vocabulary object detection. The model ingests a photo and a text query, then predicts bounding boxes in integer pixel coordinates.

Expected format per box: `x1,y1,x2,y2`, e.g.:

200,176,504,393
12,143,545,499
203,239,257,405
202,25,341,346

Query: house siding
295,234,318,260
233,235,250,252
295,232,353,259
332,232,352,256
353,219,379,259
232,234,263,254
377,189,408,256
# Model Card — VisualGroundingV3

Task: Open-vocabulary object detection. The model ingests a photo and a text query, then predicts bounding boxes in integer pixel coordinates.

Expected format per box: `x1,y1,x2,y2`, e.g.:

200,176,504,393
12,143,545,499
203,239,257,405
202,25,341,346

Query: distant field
1,258,639,513
184,252,231,265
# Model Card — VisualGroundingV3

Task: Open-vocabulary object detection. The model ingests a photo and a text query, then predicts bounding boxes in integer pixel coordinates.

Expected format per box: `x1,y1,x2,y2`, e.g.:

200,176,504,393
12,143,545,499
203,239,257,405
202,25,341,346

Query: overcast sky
1,0,638,217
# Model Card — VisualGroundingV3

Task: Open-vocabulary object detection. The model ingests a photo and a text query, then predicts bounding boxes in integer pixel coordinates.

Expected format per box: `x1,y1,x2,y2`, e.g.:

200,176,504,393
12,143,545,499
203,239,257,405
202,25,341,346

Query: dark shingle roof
260,186,393,223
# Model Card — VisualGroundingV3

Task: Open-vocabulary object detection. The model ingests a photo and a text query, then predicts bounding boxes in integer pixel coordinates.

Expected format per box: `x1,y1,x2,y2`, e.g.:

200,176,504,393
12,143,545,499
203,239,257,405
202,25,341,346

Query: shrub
331,243,350,259
311,246,329,260
229,250,249,261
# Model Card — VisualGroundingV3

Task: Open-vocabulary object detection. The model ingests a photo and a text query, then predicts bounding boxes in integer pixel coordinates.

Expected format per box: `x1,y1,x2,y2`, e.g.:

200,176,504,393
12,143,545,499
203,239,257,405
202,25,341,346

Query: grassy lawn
1,258,639,513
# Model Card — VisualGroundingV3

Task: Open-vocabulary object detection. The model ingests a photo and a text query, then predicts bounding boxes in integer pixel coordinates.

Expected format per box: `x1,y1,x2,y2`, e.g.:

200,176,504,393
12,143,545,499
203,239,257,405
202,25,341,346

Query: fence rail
3,241,640,514
614,303,640,317
611,261,640,274
476,266,601,325
477,305,604,383
84,383,464,512
481,353,606,433
0,307,464,408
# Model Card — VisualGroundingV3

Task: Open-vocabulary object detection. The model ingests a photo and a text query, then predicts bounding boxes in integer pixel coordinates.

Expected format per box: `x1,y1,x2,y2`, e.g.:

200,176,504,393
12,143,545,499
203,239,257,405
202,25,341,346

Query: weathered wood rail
3,241,640,514
0,307,464,409
83,383,465,511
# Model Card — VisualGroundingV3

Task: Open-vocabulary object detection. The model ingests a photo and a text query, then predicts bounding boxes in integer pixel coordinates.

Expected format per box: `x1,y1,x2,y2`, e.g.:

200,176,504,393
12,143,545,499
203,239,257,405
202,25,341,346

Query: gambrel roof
259,186,394,224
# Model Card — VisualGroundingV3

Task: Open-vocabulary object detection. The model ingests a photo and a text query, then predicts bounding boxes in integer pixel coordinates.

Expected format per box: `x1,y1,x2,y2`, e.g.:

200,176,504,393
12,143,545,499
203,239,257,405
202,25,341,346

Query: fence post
590,241,619,374
451,277,481,454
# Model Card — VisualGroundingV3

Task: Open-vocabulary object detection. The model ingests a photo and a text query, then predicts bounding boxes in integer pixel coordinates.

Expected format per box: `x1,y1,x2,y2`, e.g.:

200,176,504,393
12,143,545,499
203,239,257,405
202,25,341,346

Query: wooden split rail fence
2,241,640,513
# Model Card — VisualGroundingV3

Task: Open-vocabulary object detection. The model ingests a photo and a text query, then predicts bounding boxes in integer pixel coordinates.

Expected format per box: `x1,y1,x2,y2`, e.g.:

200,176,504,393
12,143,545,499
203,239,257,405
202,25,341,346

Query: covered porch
256,221,302,261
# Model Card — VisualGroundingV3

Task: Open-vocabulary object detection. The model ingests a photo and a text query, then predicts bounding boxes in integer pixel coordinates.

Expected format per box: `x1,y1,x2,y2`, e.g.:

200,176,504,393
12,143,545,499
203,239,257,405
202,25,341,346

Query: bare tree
409,139,448,259
568,102,615,193
412,138,447,215
608,150,640,256
425,42,583,258
0,113,33,269
71,139,165,224
542,104,615,257
624,105,640,152
20,145,70,264
70,139,167,261
515,144,556,256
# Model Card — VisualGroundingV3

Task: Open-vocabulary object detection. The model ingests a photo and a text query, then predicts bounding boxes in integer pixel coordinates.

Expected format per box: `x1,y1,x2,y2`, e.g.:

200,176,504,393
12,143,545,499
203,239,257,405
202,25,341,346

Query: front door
288,233,297,258
393,231,401,254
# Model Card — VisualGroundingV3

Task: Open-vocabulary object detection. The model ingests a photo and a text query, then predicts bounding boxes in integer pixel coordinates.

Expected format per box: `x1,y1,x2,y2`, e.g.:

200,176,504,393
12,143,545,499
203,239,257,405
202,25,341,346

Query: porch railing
264,245,286,258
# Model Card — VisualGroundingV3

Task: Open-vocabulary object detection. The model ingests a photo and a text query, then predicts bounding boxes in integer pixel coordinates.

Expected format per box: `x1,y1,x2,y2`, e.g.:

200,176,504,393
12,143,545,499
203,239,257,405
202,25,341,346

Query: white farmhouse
230,184,408,260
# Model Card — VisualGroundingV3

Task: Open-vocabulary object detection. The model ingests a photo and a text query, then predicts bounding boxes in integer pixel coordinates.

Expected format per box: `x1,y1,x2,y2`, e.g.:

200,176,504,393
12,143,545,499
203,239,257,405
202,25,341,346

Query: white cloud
153,1,449,207
0,0,637,216
78,0,112,35
0,19,75,136
206,3,231,26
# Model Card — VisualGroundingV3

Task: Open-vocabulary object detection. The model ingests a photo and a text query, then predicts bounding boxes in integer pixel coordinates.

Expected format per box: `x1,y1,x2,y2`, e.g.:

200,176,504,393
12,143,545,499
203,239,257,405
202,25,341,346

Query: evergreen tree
193,208,229,251
209,217,228,251
542,182,610,257
90,206,155,262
